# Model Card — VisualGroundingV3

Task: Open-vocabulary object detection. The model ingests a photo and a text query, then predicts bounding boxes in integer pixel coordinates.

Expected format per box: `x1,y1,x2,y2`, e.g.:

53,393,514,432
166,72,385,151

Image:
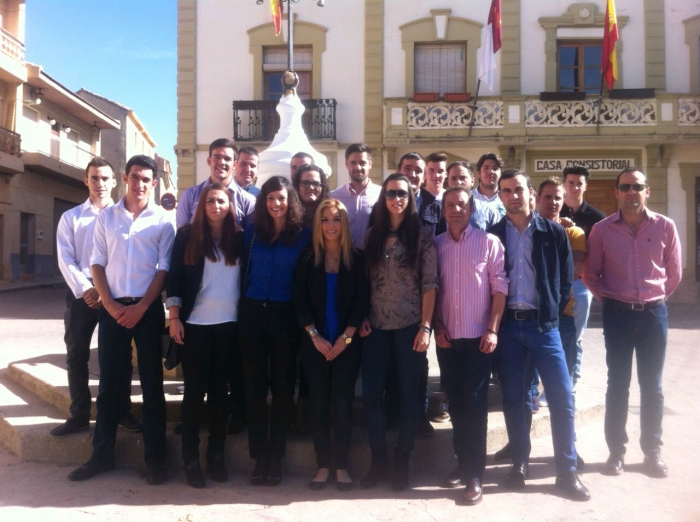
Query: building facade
176,0,700,302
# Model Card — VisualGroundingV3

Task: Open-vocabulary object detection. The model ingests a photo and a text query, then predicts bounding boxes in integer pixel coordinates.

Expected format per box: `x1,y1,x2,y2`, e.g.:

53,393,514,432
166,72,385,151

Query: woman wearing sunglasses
167,183,243,488
292,164,331,228
359,173,438,491
239,176,311,487
294,199,369,491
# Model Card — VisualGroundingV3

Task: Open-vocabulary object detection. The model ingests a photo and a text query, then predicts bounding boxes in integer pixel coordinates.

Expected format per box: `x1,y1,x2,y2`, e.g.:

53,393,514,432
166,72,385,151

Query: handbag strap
241,231,256,297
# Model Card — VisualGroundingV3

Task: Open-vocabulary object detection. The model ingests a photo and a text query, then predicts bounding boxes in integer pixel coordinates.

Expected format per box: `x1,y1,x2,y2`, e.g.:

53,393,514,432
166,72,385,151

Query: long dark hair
365,173,420,269
292,164,331,204
185,183,243,266
253,175,304,244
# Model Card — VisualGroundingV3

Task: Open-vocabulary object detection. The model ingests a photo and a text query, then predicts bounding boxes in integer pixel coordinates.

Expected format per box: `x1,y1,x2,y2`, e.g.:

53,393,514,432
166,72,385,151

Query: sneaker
432,401,450,423
118,413,143,433
536,391,548,408
50,417,89,438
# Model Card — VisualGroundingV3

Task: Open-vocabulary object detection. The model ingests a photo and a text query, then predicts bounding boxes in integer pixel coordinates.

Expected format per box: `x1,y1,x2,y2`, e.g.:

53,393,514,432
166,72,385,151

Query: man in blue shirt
234,146,261,197
488,169,590,502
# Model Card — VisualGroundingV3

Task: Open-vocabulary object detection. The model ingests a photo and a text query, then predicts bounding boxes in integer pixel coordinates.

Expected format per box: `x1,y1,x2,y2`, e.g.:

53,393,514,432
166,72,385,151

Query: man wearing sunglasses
584,168,681,479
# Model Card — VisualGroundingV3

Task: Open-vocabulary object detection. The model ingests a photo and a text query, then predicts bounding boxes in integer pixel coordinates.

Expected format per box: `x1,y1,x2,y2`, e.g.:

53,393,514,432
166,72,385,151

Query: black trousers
64,290,133,421
301,337,361,469
238,299,299,460
92,299,166,465
180,321,235,463
228,322,246,418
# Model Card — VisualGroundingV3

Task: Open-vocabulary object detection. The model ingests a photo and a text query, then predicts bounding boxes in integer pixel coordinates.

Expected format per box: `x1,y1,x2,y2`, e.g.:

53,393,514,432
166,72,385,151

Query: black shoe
360,464,389,489
146,462,168,485
555,470,591,501
605,453,624,476
50,417,89,438
442,465,465,488
118,413,143,433
266,458,282,487
184,461,205,488
494,442,512,462
250,458,268,486
576,453,585,470
226,414,245,435
418,416,435,438
173,422,182,435
335,470,353,492
392,448,410,492
68,457,115,481
643,453,668,478
503,463,528,490
207,454,229,482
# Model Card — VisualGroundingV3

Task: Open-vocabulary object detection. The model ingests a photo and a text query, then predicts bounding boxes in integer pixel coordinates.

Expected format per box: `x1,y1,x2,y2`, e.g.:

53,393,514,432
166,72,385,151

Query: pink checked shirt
435,226,509,340
583,209,681,304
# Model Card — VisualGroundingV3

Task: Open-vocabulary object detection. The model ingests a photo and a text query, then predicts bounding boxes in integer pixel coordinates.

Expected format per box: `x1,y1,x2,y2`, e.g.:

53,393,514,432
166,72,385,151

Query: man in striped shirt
433,186,508,505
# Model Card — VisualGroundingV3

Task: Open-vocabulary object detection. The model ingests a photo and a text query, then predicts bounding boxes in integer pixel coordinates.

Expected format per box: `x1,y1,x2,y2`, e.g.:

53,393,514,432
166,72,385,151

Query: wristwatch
307,327,319,338
342,333,353,345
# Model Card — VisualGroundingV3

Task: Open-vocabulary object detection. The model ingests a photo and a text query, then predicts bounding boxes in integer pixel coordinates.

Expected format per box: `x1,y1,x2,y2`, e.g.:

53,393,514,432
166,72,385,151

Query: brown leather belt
604,298,664,311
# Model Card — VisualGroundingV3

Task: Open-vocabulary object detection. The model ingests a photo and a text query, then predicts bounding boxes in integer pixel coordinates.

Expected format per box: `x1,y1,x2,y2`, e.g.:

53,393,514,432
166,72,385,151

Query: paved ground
0,286,699,521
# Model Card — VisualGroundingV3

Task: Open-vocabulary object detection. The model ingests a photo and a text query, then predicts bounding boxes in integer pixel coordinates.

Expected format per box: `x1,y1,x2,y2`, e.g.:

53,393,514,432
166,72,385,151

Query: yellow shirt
563,225,586,316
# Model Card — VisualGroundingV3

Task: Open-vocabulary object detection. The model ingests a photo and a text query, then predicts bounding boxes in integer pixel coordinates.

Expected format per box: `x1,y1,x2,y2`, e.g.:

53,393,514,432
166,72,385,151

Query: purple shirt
583,209,681,304
330,181,382,249
435,226,508,340
176,178,255,229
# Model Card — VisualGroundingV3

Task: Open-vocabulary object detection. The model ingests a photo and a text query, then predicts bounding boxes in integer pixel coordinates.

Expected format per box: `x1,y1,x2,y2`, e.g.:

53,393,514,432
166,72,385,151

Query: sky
25,0,177,166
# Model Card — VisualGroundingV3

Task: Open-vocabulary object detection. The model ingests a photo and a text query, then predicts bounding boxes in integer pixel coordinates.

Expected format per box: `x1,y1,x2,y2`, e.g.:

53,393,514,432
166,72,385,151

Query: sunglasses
617,183,647,192
299,180,322,189
385,189,410,200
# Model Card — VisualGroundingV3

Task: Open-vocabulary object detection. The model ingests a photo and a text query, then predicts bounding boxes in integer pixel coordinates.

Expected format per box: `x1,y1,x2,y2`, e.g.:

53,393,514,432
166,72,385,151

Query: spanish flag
602,0,619,90
477,0,502,92
271,0,283,37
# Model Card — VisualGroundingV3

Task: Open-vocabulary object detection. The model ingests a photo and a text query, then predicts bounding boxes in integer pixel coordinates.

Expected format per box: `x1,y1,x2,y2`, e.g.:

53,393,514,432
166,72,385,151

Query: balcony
23,143,95,187
0,27,26,84
232,98,337,142
1,27,24,63
383,93,700,145
0,125,22,175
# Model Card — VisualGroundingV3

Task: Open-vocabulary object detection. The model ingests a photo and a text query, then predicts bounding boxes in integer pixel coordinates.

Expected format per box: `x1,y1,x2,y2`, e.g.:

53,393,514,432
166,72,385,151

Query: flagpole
596,72,604,134
468,79,482,138
287,1,293,71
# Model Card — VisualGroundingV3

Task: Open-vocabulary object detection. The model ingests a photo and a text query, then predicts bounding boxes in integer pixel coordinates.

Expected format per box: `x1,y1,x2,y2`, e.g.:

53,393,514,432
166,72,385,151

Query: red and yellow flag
271,0,283,37
602,0,619,90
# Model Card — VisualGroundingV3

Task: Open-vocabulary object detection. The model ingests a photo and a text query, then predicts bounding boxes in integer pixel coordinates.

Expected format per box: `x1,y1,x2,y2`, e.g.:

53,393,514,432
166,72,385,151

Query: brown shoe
463,479,483,505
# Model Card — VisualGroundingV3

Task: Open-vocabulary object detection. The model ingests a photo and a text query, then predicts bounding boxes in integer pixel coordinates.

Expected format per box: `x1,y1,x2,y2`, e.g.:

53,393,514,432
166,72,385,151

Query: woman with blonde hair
294,199,369,491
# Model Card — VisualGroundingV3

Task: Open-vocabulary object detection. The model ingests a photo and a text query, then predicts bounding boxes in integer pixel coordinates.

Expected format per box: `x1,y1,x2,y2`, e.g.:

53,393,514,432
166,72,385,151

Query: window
263,47,312,100
557,41,602,93
414,43,466,95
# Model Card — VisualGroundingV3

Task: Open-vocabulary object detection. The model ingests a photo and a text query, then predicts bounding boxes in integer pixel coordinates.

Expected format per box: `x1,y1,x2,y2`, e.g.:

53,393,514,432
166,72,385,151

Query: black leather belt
115,297,142,304
243,297,293,308
604,298,664,311
506,309,538,321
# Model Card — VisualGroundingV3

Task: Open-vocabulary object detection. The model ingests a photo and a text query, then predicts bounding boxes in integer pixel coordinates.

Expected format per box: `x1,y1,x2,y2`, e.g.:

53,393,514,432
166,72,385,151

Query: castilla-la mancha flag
602,0,620,90
477,0,502,92
271,0,283,37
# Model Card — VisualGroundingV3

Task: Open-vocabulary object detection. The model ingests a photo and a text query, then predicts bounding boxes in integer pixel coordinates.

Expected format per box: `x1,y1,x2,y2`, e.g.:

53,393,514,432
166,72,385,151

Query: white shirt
187,252,241,325
57,198,114,298
330,181,382,249
91,198,176,299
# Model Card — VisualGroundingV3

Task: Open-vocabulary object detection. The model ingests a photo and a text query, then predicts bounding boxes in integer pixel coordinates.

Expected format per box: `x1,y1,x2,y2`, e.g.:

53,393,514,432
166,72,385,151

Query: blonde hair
312,199,353,269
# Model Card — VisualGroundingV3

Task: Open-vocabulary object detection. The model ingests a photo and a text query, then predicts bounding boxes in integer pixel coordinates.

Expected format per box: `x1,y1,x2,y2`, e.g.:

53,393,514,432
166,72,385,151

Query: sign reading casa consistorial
535,158,635,172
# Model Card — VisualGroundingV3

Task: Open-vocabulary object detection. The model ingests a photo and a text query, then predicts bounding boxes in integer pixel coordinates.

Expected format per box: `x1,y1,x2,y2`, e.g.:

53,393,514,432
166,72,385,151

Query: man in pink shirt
433,186,508,505
584,168,681,479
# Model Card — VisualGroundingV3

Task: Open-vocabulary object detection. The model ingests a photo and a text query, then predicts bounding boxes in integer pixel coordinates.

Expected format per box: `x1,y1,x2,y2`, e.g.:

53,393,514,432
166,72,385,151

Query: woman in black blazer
167,182,243,488
294,199,369,491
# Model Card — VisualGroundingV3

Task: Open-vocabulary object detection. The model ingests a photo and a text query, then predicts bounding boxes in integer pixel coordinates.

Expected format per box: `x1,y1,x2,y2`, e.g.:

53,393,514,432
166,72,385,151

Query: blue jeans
572,279,593,389
602,302,667,455
362,323,425,454
92,299,166,465
559,314,577,380
499,318,577,474
436,338,492,481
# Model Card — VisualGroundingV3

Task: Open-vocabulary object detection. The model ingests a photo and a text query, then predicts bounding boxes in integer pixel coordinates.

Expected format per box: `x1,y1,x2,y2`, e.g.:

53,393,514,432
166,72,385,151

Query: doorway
585,180,617,217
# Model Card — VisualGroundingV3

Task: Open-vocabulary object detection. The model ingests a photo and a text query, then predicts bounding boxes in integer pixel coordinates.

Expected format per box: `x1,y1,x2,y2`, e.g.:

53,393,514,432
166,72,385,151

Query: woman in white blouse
167,183,244,488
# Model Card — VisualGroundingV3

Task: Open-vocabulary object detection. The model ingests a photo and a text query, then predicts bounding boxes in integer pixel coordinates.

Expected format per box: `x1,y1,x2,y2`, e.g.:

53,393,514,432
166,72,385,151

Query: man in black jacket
488,169,590,501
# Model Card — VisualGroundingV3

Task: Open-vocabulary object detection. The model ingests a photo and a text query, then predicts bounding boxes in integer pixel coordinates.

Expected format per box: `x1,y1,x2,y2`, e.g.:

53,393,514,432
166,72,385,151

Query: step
0,365,603,476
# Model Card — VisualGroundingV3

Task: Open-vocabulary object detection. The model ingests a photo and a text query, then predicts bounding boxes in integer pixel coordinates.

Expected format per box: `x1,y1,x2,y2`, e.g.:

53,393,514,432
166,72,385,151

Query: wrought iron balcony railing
232,98,337,142
0,125,21,156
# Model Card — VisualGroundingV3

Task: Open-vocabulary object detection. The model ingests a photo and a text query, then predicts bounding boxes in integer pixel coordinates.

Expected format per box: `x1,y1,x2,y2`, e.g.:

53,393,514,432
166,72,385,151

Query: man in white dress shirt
53,158,141,437
68,155,175,485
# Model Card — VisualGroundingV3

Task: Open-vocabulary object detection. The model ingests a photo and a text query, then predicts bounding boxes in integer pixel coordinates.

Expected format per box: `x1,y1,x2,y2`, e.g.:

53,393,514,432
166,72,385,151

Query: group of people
54,139,681,506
